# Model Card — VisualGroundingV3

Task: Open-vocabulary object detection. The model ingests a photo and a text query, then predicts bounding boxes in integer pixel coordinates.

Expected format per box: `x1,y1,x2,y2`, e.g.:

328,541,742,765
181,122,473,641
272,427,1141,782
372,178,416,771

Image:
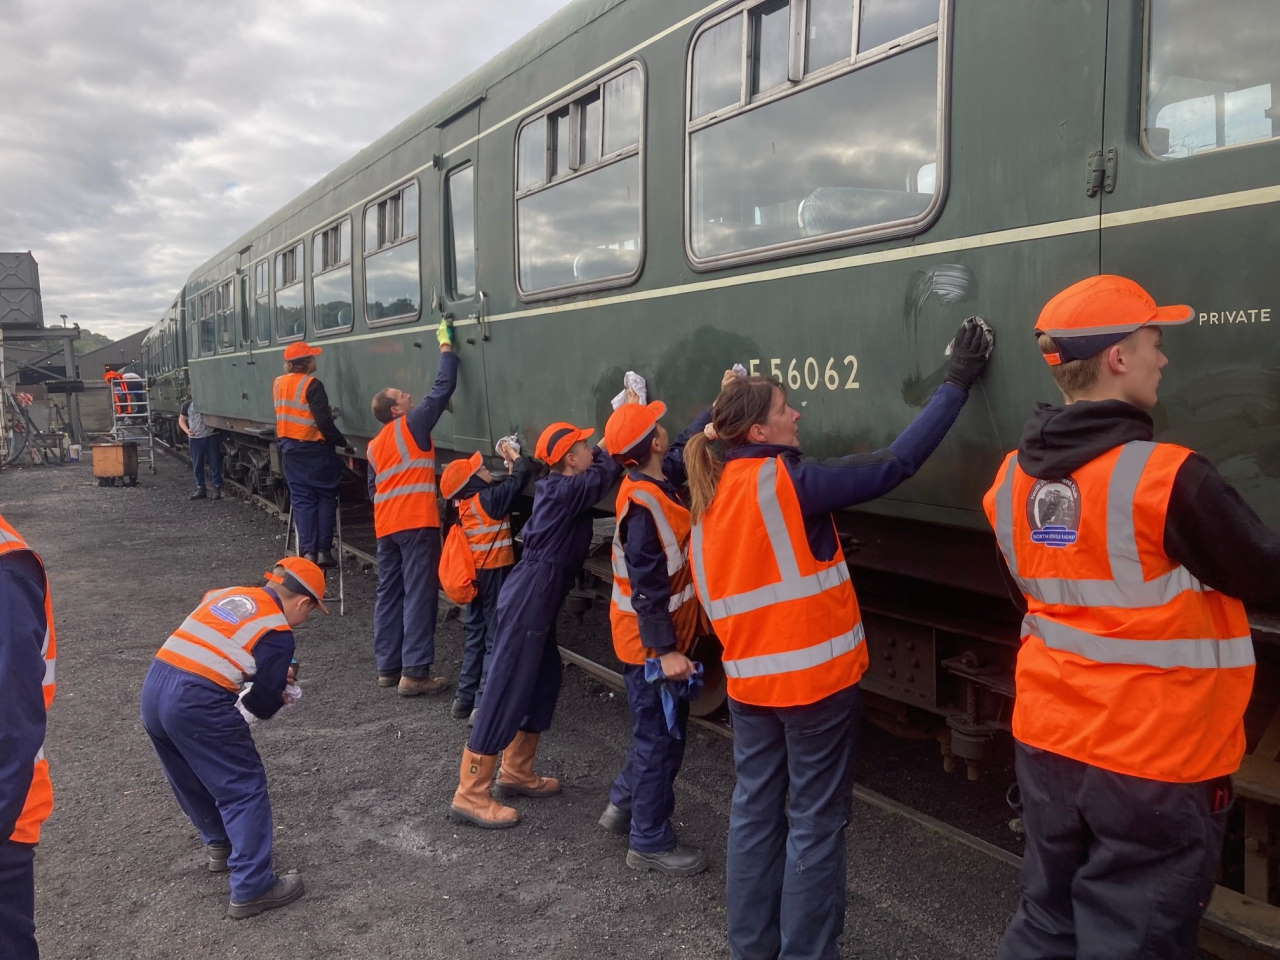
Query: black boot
205,843,230,873
316,550,336,568
450,698,472,720
189,488,207,500
227,873,305,919
211,486,223,501
625,845,707,876
597,803,631,837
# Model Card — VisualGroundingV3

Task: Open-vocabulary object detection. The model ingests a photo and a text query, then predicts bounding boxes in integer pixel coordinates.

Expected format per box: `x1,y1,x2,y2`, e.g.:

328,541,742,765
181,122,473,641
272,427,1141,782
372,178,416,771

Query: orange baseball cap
440,451,484,499
283,342,323,361
536,422,595,465
604,402,667,464
1034,275,1192,365
267,556,330,614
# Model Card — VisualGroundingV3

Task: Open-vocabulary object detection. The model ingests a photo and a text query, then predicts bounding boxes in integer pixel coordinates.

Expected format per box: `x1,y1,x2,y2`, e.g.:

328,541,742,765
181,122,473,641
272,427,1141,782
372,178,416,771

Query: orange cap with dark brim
1034,275,1192,365
283,342,323,361
440,451,484,499
535,422,595,465
603,402,667,464
268,556,330,614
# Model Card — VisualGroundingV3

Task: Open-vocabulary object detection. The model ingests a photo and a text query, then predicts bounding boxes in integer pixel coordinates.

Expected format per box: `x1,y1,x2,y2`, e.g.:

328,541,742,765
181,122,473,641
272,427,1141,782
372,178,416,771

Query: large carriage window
186,300,198,358
687,1,943,266
198,290,215,355
364,181,420,324
515,63,644,298
217,278,234,349
311,218,353,332
1144,0,1277,159
254,260,271,343
274,242,305,340
446,165,476,299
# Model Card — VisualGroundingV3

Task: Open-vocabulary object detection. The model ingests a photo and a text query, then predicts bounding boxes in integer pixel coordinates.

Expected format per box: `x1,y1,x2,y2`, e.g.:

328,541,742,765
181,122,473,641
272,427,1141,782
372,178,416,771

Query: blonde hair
686,376,782,521
1038,333,1103,400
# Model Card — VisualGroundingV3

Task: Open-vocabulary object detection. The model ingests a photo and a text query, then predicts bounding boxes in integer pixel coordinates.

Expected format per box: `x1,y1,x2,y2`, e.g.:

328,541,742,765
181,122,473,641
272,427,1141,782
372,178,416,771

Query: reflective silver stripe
35,745,45,763
627,490,686,575
611,543,628,579
159,635,250,683
293,376,311,403
0,527,21,544
611,581,697,615
466,523,505,534
723,622,866,679
690,457,851,621
471,538,513,551
43,659,55,686
375,458,436,482
1025,615,1255,670
176,613,286,668
997,443,1207,609
373,482,437,504
277,412,319,427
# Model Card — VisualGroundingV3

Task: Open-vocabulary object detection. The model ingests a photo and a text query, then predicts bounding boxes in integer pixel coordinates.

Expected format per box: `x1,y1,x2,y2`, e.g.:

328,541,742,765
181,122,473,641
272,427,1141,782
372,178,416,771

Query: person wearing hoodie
985,275,1280,959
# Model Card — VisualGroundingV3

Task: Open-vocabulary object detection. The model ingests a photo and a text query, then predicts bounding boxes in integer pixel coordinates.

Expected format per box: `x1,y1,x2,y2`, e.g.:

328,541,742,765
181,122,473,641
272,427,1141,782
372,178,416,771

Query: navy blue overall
722,382,969,960
368,351,458,679
281,440,341,556
468,447,620,755
140,597,294,904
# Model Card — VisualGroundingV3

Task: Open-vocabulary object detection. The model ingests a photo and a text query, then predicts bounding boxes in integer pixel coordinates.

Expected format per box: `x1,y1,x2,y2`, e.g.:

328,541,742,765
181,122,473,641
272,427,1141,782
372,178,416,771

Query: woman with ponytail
690,317,994,960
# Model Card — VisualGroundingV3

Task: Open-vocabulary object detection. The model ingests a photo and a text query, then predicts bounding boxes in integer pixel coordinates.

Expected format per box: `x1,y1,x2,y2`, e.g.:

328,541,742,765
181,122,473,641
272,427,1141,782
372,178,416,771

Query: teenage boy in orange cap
140,556,327,919
596,375,732,877
439,441,532,721
448,421,621,828
987,275,1280,958
272,342,347,567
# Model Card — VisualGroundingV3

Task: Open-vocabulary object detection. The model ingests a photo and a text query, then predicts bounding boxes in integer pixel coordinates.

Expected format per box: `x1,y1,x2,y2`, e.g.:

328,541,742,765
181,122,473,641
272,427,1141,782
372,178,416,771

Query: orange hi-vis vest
108,375,132,414
0,515,57,844
690,456,866,707
154,587,290,693
610,476,703,665
458,495,515,570
272,373,323,442
367,416,438,537
984,440,1255,783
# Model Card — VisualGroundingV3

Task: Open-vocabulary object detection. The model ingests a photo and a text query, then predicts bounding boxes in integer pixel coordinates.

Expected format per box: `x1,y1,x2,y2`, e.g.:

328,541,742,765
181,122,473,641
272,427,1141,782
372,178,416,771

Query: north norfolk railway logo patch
1026,478,1081,548
209,595,259,624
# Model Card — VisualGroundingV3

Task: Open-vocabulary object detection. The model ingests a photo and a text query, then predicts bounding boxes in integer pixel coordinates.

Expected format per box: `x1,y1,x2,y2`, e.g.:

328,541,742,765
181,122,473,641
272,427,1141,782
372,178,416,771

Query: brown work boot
449,749,519,829
398,675,451,697
495,731,561,798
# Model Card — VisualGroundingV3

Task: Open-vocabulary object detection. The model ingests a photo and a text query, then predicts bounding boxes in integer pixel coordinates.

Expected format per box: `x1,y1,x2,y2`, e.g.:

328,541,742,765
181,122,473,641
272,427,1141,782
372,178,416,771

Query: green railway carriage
141,297,188,446
144,0,1280,757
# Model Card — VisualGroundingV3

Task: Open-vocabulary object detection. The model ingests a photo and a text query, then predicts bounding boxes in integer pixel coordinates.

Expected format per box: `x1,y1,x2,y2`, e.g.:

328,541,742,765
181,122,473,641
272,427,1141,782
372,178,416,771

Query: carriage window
515,63,645,298
311,218,353,332
274,242,305,340
364,181,420,324
1145,0,1277,158
691,16,742,119
254,260,271,344
199,291,215,355
218,278,234,349
858,0,938,53
687,1,943,266
446,165,477,299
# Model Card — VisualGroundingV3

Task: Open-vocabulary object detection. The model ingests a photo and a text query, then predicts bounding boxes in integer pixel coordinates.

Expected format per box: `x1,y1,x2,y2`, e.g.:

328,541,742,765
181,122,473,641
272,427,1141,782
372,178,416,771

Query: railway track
155,439,1280,958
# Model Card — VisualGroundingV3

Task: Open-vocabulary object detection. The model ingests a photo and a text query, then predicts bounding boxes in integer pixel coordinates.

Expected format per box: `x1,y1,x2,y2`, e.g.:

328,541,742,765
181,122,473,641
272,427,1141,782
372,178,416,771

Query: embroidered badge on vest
1026,477,1081,547
209,595,259,624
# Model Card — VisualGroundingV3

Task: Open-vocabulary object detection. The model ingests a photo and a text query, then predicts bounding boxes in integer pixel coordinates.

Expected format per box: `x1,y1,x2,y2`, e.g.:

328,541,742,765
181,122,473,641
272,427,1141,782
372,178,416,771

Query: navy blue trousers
609,663,689,853
0,840,37,960
456,565,510,708
282,442,340,555
140,661,277,903
190,435,223,490
373,526,441,678
999,742,1229,960
726,684,861,960
468,559,571,755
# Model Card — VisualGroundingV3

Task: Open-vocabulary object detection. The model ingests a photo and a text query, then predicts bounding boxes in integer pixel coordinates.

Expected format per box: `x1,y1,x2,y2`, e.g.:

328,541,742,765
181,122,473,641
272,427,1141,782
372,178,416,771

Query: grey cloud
0,0,565,339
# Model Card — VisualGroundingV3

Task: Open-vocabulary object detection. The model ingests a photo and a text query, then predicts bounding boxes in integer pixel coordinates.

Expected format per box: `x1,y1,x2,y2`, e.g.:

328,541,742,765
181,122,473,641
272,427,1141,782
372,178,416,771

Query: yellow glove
436,318,454,350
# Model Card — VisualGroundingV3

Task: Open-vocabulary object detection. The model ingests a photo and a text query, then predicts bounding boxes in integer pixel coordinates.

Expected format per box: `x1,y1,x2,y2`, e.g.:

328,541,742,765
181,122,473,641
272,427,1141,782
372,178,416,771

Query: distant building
0,252,44,328
78,328,149,433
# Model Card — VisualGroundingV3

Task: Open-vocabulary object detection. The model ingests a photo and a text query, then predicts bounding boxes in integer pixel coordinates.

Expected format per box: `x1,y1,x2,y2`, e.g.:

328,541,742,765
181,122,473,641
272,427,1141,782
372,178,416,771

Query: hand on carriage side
944,316,995,390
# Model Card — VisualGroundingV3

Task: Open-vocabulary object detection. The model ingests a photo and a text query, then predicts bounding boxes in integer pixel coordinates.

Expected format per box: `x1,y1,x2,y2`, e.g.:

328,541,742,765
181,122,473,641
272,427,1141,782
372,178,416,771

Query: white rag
610,371,648,410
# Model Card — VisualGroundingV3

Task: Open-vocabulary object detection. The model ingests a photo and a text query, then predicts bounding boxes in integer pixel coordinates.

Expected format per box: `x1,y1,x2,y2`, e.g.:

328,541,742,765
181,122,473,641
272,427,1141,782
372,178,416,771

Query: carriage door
1100,0,1280,526
434,101,492,455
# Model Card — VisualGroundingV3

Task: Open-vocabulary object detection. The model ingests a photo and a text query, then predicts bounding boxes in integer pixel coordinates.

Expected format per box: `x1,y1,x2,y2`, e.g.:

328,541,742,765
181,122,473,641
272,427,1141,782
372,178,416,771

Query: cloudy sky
0,0,566,340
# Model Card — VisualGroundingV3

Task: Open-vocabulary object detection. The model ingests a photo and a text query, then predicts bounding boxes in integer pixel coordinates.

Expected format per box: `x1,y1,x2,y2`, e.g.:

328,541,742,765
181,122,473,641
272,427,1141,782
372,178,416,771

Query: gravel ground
5,456,1019,959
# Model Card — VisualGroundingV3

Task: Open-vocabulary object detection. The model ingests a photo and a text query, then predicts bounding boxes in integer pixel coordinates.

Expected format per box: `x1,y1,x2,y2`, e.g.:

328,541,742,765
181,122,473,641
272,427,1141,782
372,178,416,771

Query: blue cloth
140,660,278,903
282,441,341,555
726,684,861,960
999,743,1228,960
0,840,36,960
726,381,968,560
0,550,46,841
364,351,461,502
468,447,622,755
609,663,689,854
190,434,223,490
456,565,509,709
643,658,703,739
373,526,441,677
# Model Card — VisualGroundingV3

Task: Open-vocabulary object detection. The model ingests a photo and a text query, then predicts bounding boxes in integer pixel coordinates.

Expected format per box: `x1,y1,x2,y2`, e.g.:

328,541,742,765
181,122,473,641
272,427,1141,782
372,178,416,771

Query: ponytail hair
687,375,782,521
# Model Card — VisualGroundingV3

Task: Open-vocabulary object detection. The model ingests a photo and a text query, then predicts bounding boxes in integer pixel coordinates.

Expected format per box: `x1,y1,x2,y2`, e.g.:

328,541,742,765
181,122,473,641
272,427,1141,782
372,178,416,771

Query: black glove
944,316,995,390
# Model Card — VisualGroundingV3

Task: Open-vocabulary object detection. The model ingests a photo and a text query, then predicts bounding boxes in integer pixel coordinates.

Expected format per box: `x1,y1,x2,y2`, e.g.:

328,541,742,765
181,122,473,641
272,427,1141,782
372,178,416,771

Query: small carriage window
514,63,645,298
446,164,477,299
253,259,270,344
312,218,353,332
274,243,305,341
364,181,420,324
1144,0,1277,158
686,0,945,267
